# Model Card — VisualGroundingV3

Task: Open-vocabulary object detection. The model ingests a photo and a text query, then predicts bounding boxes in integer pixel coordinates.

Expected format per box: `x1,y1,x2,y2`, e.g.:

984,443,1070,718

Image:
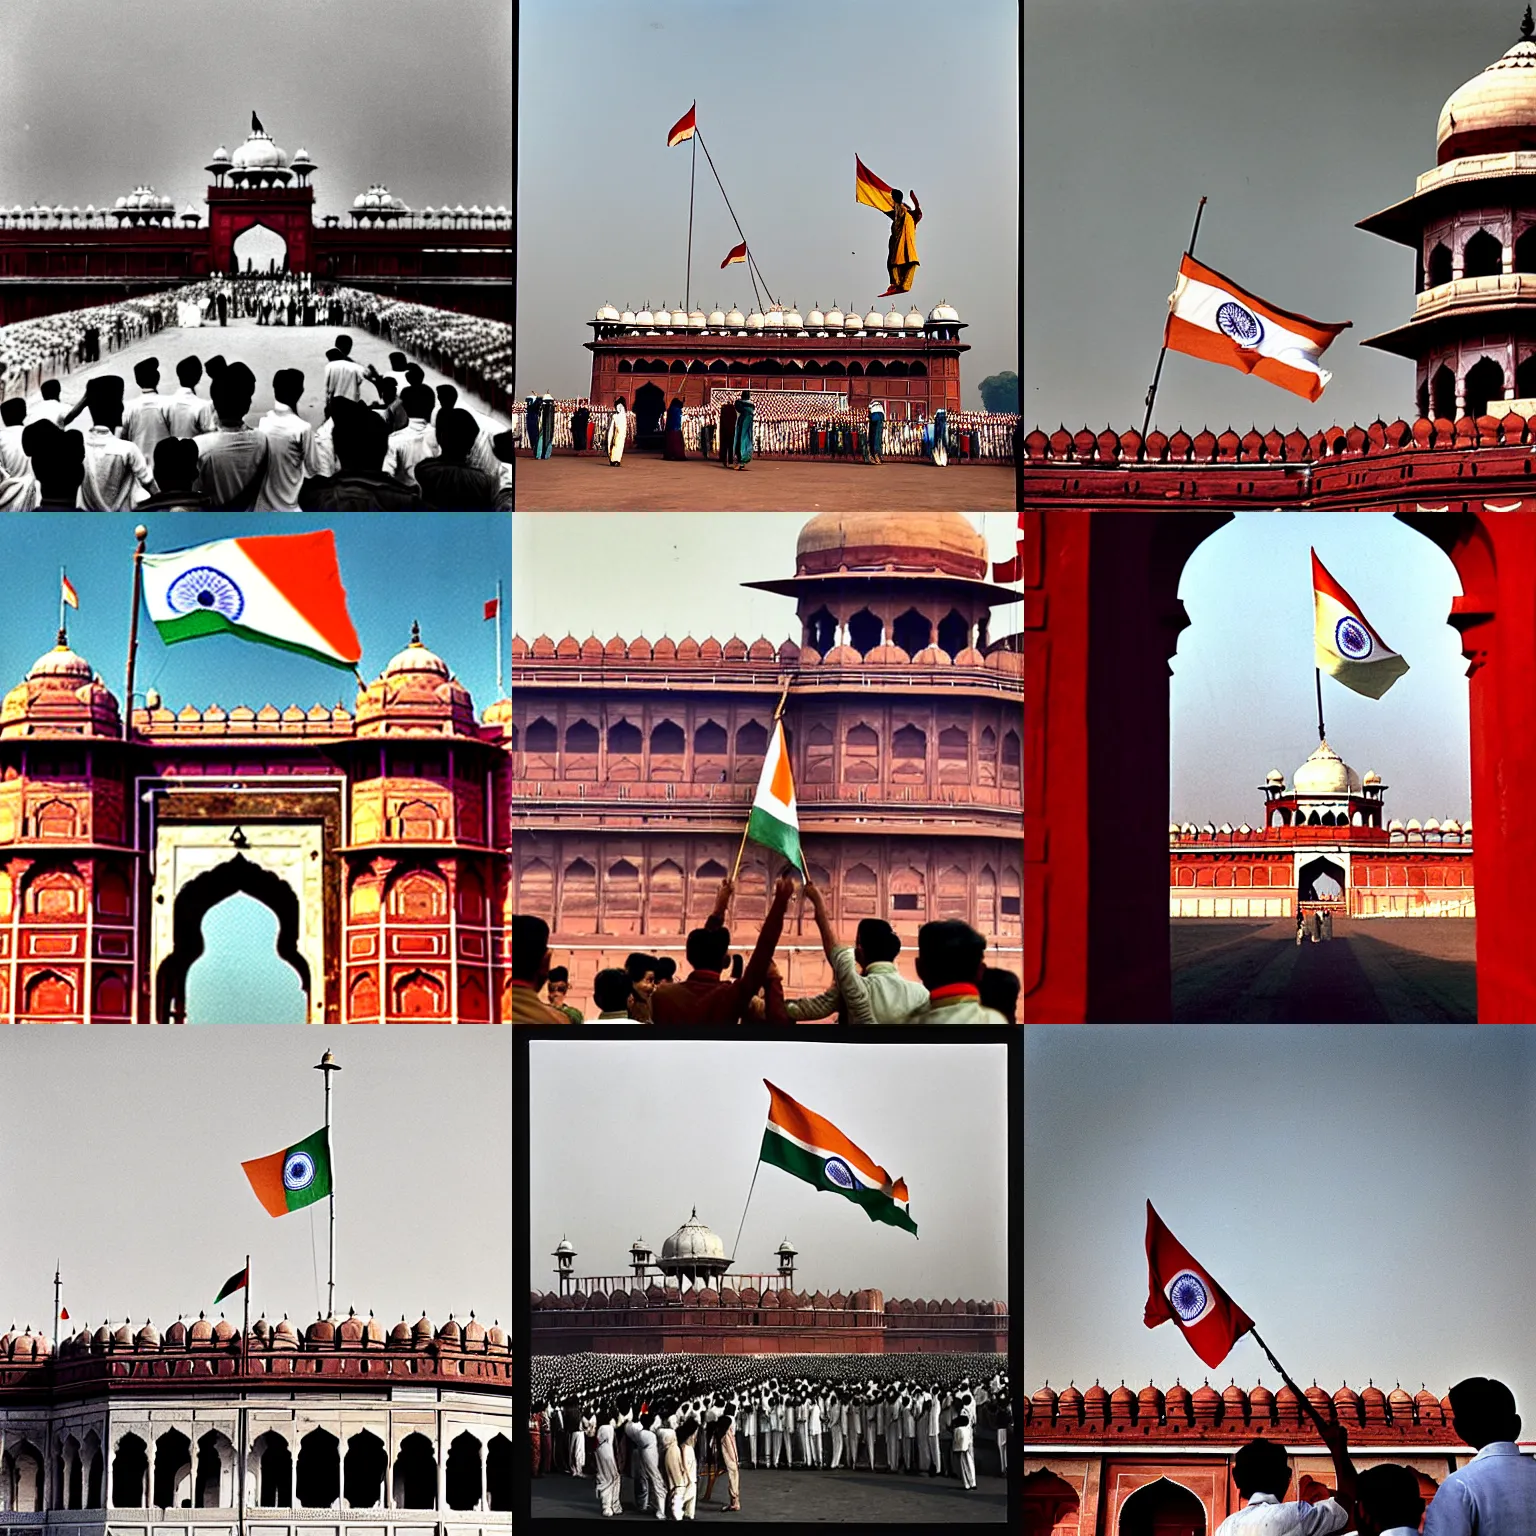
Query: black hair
686,926,731,970
0,399,25,427
654,956,678,983
40,379,61,400
1448,1376,1521,1447
916,919,988,988
547,965,570,985
624,952,659,982
153,436,200,492
399,382,433,420
332,399,388,472
434,407,478,462
1354,1465,1424,1531
334,334,353,353
615,394,627,409
376,377,399,401
979,966,1021,1022
175,356,202,387
1233,1438,1292,1498
22,422,86,497
388,351,408,369
592,968,632,1012
436,383,459,407
133,358,159,387
510,913,551,983
210,362,256,425
404,364,425,386
855,918,901,964
272,369,305,407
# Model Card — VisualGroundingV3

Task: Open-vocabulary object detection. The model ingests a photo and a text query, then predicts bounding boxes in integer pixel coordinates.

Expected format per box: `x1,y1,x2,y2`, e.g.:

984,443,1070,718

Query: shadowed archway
156,853,311,1023
1298,854,1346,905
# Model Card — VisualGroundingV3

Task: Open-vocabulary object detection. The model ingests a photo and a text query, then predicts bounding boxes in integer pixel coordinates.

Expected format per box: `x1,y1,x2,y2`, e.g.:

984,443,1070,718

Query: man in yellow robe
883,189,923,296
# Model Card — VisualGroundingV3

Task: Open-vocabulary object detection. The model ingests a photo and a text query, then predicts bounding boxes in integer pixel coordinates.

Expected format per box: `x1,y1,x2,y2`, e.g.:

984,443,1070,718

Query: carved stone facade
510,513,1024,994
0,1313,510,1536
0,629,512,1024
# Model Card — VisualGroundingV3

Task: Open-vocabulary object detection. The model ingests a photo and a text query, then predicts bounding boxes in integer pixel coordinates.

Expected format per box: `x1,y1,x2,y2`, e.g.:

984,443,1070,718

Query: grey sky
0,0,511,226
1024,0,1522,432
511,511,1024,642
517,0,1018,401
529,1039,1010,1302
1024,1026,1536,1410
1172,512,1470,825
0,1029,511,1338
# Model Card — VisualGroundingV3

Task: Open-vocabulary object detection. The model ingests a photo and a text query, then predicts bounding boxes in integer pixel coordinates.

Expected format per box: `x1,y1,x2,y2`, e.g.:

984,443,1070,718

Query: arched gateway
1025,18,1536,1023
0,628,511,1023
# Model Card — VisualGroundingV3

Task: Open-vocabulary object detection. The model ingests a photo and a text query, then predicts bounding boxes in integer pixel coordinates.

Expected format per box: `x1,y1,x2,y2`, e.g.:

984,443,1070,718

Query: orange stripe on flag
236,531,362,665
855,155,895,213
1164,316,1328,402
241,1148,289,1217
1312,549,1392,647
1176,253,1348,348
769,724,794,804
721,240,747,268
667,103,697,147
765,1080,900,1195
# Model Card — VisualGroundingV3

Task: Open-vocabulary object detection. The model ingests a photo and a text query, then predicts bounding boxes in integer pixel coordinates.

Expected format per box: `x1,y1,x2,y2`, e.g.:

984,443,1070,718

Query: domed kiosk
656,1209,732,1287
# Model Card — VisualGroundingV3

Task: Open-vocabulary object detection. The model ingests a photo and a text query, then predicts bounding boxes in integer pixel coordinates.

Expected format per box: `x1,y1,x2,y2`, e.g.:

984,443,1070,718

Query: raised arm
705,877,735,931
737,873,794,1005
908,190,923,223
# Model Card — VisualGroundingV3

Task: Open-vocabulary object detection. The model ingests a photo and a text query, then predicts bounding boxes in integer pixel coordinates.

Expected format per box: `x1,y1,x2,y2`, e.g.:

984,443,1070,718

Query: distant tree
978,371,1020,413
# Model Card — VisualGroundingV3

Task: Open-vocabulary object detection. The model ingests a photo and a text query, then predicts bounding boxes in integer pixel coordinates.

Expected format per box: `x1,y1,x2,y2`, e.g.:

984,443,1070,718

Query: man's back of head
1354,1464,1423,1536
153,437,199,493
401,383,436,421
332,399,388,473
40,379,61,402
855,918,901,965
210,362,256,427
272,369,305,409
510,913,552,985
22,421,85,499
176,356,203,389
1448,1376,1521,1447
1232,1437,1291,1500
914,919,987,990
592,968,632,1015
133,358,159,390
0,399,25,428
684,925,731,973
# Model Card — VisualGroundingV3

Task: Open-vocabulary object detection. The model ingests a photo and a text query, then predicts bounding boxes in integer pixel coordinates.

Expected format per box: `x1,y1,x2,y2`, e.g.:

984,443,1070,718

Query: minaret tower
1361,8,1536,418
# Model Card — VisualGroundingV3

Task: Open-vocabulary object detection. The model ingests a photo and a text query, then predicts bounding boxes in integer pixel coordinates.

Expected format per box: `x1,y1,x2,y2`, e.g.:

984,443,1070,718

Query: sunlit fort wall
509,513,1024,994
1024,1378,1469,1536
0,628,512,1025
1021,17,1536,1021
529,1214,1008,1358
0,120,511,325
0,1312,511,1531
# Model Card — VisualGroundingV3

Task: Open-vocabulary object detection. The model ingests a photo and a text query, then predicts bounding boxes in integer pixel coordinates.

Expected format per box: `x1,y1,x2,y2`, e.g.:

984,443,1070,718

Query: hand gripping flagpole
729,674,793,884
124,525,148,742
1141,196,1207,440
315,1051,340,1317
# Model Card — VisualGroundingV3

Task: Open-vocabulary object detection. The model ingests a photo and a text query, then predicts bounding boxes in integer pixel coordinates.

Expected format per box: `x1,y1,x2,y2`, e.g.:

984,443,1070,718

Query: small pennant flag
855,155,896,214
667,103,697,147
745,718,803,872
141,531,361,671
214,1266,248,1304
241,1128,332,1217
761,1081,917,1235
59,1306,70,1321
61,573,79,610
1312,549,1409,699
483,596,500,621
721,240,748,269
1144,1201,1254,1369
1165,253,1350,402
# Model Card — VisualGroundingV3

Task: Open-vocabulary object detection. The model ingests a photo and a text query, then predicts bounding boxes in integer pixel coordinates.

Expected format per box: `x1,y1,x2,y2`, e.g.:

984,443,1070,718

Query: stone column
435,1430,446,1513
479,1438,489,1513
1025,508,1232,1021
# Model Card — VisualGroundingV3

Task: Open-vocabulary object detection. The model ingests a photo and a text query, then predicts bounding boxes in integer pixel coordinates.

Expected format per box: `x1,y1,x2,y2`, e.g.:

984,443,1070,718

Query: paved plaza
530,1464,1008,1522
14,319,512,433
513,455,1016,511
1172,916,1477,1022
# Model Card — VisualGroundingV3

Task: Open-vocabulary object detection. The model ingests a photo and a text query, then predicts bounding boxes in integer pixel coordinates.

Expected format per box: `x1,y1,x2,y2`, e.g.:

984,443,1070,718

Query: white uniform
828,1398,843,1468
607,404,627,464
953,1421,975,1490
594,1424,621,1516
256,403,315,511
924,1393,941,1473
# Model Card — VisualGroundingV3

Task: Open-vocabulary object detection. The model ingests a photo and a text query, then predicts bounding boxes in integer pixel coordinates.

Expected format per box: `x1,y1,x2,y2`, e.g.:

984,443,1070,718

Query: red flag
993,510,1024,585
59,1306,70,1321
720,240,748,269
61,573,79,610
484,596,500,621
1144,1201,1254,1369
667,103,697,148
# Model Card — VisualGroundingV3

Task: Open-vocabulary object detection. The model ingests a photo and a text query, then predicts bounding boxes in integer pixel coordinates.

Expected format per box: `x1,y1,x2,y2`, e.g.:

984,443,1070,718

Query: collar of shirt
85,425,118,440
865,961,901,974
1246,1495,1280,1506
268,403,295,417
1471,1441,1521,1459
928,983,980,1002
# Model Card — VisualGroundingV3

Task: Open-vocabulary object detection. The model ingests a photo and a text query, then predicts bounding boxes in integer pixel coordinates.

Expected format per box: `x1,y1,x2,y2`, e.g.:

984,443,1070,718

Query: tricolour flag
760,1081,917,1235
745,718,803,872
483,596,500,621
241,1128,332,1218
667,103,697,147
214,1266,248,1304
1312,549,1409,699
61,573,78,610
1165,253,1350,402
141,531,361,671
721,240,748,269
855,155,896,214
1144,1201,1254,1369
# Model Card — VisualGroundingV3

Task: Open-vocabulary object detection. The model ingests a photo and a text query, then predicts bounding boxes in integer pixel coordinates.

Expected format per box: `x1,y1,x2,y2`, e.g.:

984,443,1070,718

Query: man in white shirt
1423,1377,1536,1536
903,920,1010,1023
163,355,218,439
77,376,156,510
31,379,68,425
0,399,39,509
194,363,270,509
383,384,439,489
323,334,367,404
1213,1423,1355,1536
256,368,314,511
1353,1464,1424,1536
788,889,931,1022
123,358,170,460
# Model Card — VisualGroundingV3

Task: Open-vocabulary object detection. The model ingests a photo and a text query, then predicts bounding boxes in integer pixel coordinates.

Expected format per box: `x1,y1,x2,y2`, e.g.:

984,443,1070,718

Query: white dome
928,300,960,322
1425,817,1441,832
807,306,826,328
825,306,845,327
1169,822,1181,834
688,308,706,328
660,1210,726,1264
746,310,765,329
884,307,905,328
635,307,655,325
231,130,290,173
210,145,231,162
843,310,864,330
725,307,745,328
1407,818,1423,832
1265,769,1285,784
29,642,91,681
763,308,785,328
1389,819,1406,832
620,307,636,324
596,302,620,321
1443,818,1462,834
670,308,689,327
905,307,925,328
1293,741,1362,796
292,146,311,161
707,307,726,326
784,307,803,329
864,308,884,328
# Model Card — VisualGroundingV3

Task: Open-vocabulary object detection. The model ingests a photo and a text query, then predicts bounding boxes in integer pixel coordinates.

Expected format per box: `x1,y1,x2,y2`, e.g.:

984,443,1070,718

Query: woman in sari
663,396,687,460
607,396,627,466
732,389,755,469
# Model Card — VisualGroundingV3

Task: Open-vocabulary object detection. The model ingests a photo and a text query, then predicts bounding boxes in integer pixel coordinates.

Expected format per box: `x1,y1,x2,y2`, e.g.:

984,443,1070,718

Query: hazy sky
1025,1025,1536,1412
1024,0,1525,432
0,1028,511,1338
529,1039,1009,1301
1172,513,1470,825
0,512,509,1022
517,0,1019,400
0,0,511,224
511,511,1024,641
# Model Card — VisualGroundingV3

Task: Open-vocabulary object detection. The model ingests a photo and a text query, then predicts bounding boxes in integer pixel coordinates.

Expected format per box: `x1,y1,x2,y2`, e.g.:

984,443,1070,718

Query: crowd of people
0,292,184,400
528,1355,1010,1517
1209,1375,1536,1536
510,876,1020,1024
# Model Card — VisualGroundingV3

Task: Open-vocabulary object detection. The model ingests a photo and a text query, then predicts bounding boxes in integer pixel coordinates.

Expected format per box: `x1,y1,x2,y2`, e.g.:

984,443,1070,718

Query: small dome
905,307,925,328
1362,770,1381,785
661,1208,727,1264
807,306,826,328
383,622,450,680
1438,23,1536,162
688,309,706,328
1389,818,1405,832
412,1313,434,1341
843,310,863,330
708,308,726,326
554,1237,577,1256
670,308,689,327
864,308,884,328
1137,1381,1165,1415
928,300,960,322
210,145,231,163
596,302,620,321
784,307,803,328
620,308,636,324
1407,818,1423,832
29,637,92,681
135,1320,160,1349
825,306,845,327
884,307,905,328
725,307,745,327
763,308,785,328
390,1318,413,1344
211,1317,237,1344
1266,769,1285,784
1293,740,1362,796
635,307,655,325
272,1317,299,1347
1443,818,1462,834
188,1314,214,1344
746,310,765,330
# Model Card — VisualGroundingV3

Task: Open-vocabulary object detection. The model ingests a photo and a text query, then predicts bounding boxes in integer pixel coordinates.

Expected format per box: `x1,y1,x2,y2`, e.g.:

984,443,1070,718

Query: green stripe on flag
153,611,355,671
760,1128,917,1235
746,804,803,872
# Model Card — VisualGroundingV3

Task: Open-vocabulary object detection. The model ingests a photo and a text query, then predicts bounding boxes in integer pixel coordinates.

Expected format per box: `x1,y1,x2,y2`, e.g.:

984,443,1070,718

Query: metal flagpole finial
315,1050,341,1076
1523,6,1533,42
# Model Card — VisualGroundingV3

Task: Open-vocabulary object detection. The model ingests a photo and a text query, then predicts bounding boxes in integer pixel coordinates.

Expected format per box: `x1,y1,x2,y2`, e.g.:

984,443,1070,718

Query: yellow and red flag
61,572,78,610
855,155,896,214
720,240,747,269
667,103,697,147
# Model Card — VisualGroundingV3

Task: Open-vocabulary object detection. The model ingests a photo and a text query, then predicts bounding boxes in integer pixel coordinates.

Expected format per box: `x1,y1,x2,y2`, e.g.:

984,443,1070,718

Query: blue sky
0,513,508,1023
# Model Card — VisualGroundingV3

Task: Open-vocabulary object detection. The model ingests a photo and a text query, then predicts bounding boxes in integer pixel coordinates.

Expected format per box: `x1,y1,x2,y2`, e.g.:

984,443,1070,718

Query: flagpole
1140,195,1207,440
1315,668,1326,743
495,579,504,698
123,524,148,742
238,1254,248,1536
315,1051,340,1317
686,126,697,315
53,1260,60,1358
728,1159,763,1266
1247,1325,1336,1443
728,675,793,884
58,569,65,638
695,128,770,310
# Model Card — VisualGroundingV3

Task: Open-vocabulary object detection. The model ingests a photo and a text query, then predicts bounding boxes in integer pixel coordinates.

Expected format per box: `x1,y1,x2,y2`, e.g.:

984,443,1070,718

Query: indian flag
241,1128,332,1217
141,531,361,671
760,1081,917,1236
745,718,803,872
1312,548,1409,699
